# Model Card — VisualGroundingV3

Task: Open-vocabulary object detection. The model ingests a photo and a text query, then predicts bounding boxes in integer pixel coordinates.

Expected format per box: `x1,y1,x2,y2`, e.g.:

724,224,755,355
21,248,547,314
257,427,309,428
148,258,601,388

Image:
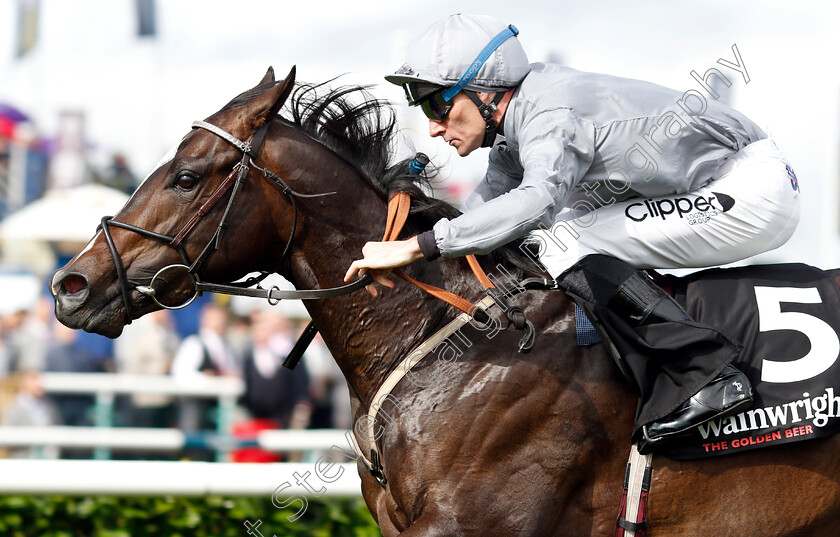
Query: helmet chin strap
464,90,507,147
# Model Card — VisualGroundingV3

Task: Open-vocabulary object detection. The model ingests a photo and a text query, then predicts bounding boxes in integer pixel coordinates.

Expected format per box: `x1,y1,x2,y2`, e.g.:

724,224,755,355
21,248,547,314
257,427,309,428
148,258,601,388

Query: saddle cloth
652,263,840,459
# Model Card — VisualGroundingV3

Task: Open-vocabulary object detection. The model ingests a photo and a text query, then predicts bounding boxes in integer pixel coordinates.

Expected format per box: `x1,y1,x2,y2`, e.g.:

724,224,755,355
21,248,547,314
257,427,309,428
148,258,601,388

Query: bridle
99,117,372,325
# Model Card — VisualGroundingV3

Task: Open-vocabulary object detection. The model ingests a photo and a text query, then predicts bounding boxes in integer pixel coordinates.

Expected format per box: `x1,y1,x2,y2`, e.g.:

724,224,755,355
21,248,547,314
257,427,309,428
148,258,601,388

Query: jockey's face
428,92,486,157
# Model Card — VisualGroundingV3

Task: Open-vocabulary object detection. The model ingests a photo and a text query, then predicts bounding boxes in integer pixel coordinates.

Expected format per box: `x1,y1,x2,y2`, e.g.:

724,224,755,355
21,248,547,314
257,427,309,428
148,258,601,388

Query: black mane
279,81,544,275
283,83,447,202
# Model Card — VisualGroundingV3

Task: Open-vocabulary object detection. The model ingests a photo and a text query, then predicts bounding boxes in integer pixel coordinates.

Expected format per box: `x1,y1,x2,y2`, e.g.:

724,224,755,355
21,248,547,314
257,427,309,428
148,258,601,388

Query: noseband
99,118,370,324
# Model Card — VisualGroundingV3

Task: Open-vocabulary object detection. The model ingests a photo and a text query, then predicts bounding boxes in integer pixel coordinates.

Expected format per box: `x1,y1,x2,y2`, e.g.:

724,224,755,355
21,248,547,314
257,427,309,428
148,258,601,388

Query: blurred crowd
0,295,352,461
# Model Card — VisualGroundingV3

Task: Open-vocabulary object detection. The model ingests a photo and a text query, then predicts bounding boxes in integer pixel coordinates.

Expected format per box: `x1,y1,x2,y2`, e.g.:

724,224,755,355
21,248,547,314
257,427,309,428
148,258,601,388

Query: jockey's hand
344,237,424,297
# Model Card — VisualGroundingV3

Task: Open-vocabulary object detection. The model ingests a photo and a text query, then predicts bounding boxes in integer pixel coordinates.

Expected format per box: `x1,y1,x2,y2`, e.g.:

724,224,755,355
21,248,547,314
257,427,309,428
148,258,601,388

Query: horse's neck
308,252,491,396
280,184,464,406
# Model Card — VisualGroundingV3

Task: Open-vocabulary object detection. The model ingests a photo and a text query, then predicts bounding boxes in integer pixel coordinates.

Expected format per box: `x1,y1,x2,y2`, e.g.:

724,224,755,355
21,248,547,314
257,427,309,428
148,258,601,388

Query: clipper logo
625,192,735,224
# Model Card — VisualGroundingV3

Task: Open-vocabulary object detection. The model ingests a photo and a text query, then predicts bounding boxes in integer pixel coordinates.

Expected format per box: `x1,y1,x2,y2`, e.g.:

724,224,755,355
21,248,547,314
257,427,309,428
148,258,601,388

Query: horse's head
51,67,301,338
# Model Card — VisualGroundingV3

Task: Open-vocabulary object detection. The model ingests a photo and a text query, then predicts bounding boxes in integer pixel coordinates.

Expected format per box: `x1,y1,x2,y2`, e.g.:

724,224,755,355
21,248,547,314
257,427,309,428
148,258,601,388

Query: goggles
404,81,445,105
403,83,453,121
418,90,453,121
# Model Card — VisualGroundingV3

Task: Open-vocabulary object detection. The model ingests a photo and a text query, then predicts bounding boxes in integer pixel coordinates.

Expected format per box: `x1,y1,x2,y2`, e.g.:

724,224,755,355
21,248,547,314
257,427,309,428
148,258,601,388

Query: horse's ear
276,66,296,108
259,66,276,86
253,66,296,129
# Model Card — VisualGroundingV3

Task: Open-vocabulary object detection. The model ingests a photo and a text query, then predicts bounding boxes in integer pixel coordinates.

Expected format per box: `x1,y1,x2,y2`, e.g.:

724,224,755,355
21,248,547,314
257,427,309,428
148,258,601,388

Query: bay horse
51,67,840,536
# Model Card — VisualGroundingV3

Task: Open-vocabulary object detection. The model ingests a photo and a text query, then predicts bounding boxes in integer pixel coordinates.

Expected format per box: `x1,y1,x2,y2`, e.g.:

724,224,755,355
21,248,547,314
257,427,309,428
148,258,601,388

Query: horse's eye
174,173,198,191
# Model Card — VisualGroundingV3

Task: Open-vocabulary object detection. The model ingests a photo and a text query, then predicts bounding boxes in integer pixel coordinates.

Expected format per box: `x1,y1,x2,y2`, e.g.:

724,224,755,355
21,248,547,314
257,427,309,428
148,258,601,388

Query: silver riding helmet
386,14,531,145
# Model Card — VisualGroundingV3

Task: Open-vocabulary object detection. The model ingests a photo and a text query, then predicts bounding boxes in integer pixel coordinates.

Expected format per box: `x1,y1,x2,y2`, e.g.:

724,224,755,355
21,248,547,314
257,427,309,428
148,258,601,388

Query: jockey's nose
429,119,446,137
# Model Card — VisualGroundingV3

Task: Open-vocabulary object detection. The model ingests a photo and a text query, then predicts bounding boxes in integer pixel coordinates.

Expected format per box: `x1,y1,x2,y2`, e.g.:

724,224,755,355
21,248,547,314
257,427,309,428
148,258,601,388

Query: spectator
3,296,53,374
0,316,10,379
225,312,253,369
114,310,180,429
44,322,104,427
95,153,138,194
2,370,59,458
303,333,351,430
171,301,238,434
171,302,239,381
233,310,311,463
239,310,311,428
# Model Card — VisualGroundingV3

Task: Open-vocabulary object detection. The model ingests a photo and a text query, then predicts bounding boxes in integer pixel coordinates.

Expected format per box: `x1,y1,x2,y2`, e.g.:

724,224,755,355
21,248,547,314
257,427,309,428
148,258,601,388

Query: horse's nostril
62,274,88,295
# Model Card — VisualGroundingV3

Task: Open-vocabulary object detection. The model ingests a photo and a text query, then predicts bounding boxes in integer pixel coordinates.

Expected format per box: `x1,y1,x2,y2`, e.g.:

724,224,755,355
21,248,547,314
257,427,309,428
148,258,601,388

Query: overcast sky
1,0,838,268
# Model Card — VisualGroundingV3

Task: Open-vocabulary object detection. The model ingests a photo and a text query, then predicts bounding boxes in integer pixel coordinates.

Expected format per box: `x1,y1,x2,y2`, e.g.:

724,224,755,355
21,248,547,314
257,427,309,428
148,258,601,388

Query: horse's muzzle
51,269,91,314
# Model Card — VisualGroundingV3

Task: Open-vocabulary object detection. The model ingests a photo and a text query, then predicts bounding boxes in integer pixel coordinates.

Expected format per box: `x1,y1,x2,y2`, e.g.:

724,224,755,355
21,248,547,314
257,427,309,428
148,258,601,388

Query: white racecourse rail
0,426,354,452
36,372,241,460
38,372,245,398
0,460,362,496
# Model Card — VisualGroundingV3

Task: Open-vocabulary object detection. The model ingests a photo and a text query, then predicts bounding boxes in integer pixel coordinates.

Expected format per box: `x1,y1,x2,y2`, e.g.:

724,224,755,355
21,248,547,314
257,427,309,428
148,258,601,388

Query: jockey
345,14,801,448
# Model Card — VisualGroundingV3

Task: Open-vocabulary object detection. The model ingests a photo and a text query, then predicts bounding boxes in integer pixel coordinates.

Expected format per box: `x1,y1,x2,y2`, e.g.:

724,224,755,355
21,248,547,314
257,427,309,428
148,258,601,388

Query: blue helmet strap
441,24,519,102
464,90,507,147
